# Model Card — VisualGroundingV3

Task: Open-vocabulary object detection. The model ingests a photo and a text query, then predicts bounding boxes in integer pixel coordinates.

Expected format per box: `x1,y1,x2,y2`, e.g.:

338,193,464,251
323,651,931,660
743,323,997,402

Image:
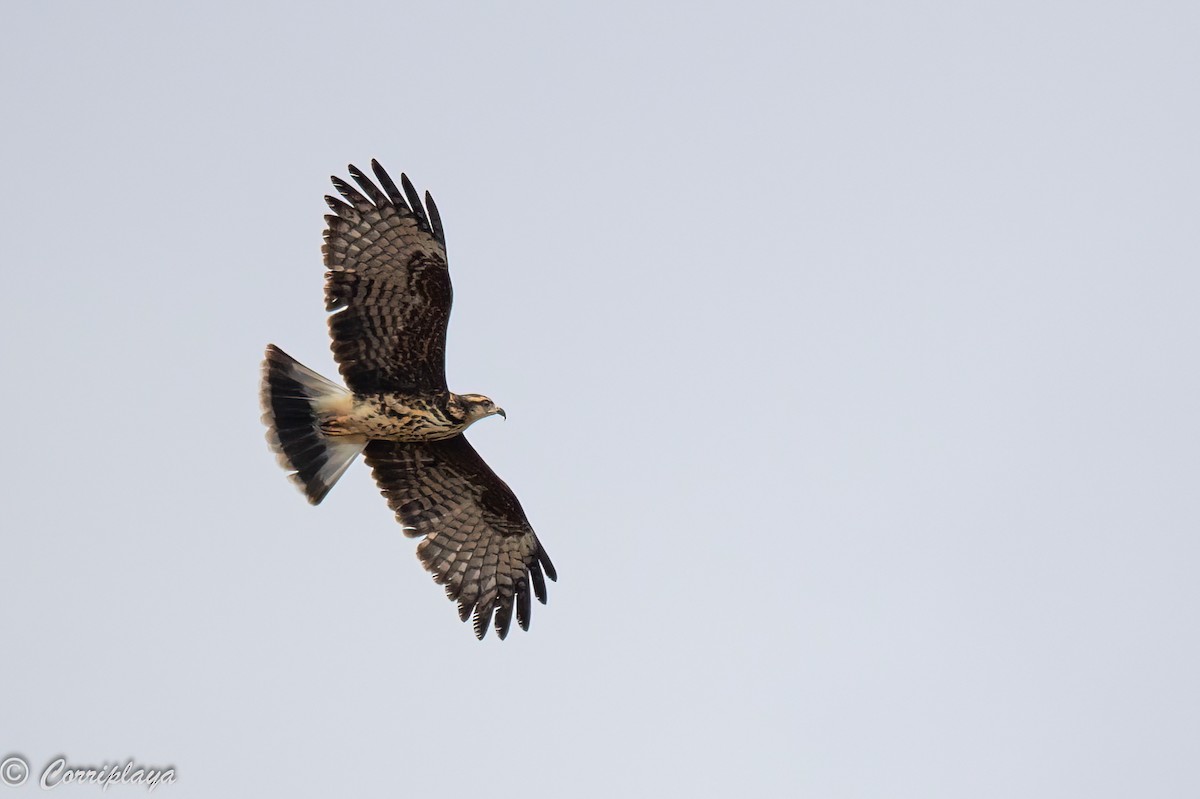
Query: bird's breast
330,393,464,442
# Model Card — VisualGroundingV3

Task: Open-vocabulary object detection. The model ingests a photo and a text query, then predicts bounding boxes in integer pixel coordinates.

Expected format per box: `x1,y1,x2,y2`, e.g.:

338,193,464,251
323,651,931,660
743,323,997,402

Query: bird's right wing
323,161,452,394
364,436,557,639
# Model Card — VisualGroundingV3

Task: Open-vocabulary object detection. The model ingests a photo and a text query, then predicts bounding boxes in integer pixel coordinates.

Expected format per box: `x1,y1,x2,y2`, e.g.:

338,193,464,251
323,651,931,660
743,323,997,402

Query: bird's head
458,393,506,424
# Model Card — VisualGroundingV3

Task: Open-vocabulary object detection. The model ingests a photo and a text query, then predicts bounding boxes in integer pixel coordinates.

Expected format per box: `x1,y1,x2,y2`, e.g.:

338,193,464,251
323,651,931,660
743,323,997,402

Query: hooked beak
495,407,506,420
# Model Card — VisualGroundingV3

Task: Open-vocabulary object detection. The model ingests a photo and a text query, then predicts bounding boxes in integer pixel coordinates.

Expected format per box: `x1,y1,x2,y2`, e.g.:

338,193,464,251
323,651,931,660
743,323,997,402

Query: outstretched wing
364,436,557,639
322,160,451,394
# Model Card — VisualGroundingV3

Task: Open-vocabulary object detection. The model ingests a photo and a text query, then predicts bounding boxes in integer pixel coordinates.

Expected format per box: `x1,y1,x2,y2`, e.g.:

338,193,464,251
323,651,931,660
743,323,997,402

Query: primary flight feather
261,160,555,640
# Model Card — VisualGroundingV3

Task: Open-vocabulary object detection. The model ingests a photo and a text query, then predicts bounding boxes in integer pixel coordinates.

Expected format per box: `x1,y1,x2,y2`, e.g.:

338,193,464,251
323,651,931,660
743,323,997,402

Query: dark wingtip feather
324,195,353,214
425,190,445,244
529,560,547,604
371,159,409,210
330,176,368,207
400,173,431,232
538,545,558,582
473,604,493,640
516,583,532,631
495,602,513,640
347,163,387,206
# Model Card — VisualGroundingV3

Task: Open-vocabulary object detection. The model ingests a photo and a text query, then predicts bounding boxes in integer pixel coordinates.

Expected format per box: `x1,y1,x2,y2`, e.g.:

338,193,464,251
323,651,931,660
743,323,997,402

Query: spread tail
260,344,365,504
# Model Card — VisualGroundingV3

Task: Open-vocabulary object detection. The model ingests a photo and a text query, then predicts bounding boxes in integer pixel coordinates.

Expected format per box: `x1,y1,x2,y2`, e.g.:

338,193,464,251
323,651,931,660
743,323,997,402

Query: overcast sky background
2,2,1197,797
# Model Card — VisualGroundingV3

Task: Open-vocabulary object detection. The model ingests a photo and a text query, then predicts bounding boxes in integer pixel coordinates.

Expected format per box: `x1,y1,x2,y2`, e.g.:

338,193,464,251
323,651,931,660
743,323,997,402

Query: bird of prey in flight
260,160,556,639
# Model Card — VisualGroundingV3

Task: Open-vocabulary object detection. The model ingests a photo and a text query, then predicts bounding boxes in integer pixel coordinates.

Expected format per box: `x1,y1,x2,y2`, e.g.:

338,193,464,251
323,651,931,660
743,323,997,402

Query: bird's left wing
323,161,452,394
364,436,557,639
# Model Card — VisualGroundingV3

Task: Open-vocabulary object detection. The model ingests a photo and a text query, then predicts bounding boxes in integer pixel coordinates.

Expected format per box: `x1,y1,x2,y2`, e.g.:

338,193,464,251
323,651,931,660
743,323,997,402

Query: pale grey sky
2,2,1198,797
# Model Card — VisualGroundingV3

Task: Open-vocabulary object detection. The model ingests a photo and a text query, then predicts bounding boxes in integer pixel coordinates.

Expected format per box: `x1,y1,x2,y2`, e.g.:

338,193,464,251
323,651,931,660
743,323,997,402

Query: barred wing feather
323,160,452,394
364,436,557,639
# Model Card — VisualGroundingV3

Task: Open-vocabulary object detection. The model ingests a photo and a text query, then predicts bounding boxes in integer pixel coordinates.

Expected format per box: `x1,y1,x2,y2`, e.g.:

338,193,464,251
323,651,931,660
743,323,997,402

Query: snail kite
260,161,556,640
